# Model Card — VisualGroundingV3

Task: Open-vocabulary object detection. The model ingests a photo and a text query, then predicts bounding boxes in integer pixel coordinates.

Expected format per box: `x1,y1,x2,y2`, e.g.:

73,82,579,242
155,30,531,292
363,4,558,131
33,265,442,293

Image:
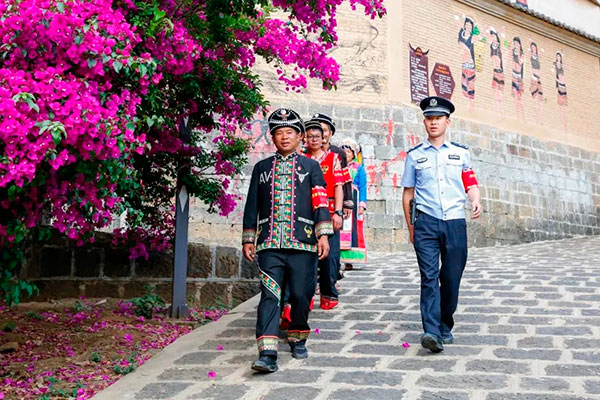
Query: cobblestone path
94,236,600,400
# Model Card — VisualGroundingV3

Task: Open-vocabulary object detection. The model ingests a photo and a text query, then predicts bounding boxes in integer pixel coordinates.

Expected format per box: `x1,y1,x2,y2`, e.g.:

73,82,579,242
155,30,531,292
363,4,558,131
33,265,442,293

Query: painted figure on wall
458,16,476,112
554,51,568,130
529,41,544,120
489,27,505,117
511,36,525,121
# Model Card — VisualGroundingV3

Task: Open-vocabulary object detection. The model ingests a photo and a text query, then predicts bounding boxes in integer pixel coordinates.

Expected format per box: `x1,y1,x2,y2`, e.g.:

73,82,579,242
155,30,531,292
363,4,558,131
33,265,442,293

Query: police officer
401,96,482,353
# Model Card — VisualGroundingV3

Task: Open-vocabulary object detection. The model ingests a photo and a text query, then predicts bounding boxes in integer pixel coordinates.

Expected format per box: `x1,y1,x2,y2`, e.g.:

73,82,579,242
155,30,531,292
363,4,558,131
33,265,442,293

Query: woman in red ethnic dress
304,120,344,310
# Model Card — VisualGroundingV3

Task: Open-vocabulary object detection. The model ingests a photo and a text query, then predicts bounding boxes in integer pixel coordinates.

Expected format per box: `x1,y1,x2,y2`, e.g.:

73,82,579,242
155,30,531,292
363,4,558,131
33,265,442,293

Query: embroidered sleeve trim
312,186,328,210
316,221,334,237
242,229,256,244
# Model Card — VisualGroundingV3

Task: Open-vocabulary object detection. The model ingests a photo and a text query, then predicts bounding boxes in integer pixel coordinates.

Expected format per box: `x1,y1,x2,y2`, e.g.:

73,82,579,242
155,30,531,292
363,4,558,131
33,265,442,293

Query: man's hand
317,236,330,260
343,209,352,219
358,207,365,216
409,225,415,244
332,214,343,231
471,200,482,219
242,243,256,262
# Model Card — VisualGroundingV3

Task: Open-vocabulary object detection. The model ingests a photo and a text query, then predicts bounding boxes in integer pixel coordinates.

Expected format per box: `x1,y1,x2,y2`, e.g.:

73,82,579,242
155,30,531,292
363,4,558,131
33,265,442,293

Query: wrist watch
334,210,343,217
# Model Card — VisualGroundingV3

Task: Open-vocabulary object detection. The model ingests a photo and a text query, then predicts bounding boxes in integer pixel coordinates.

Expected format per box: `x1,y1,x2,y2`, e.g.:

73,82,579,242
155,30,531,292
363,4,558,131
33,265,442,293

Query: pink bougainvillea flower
377,331,382,336
217,345,223,351
402,342,410,348
355,330,361,334
207,371,216,379
314,328,320,334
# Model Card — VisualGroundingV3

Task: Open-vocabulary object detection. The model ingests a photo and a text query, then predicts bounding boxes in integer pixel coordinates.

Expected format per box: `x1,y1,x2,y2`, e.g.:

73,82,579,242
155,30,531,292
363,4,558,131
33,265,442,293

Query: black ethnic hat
268,108,305,135
304,119,324,133
310,113,336,135
419,96,455,117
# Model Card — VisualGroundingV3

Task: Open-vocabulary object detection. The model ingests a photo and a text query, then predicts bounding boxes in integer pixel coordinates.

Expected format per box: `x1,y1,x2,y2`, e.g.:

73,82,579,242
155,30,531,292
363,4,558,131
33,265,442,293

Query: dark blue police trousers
413,211,468,338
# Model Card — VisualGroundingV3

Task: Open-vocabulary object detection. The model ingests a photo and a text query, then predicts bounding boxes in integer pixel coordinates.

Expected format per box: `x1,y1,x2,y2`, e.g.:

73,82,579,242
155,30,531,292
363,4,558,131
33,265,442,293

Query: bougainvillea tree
0,0,386,304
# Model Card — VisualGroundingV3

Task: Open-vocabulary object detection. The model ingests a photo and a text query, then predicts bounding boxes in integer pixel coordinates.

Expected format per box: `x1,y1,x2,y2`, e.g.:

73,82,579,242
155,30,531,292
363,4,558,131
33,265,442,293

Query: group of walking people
242,96,481,372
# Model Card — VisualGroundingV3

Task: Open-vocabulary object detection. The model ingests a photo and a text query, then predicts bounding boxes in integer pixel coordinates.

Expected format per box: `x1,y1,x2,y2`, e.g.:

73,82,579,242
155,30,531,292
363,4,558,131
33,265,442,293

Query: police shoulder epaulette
407,143,423,154
451,141,469,149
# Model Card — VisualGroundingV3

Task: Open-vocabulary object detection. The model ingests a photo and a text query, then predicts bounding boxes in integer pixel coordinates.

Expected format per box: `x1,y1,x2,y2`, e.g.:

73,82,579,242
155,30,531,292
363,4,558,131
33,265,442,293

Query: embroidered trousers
256,249,317,357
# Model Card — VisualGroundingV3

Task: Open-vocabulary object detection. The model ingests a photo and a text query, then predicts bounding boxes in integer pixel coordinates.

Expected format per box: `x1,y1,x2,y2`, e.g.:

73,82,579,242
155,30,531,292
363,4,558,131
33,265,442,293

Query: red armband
312,185,328,210
462,169,478,192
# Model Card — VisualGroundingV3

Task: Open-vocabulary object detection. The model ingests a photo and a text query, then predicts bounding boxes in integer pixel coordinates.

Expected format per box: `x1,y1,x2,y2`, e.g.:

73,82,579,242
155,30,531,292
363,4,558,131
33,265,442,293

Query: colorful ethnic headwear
310,113,336,135
339,137,362,164
268,108,304,135
304,119,324,133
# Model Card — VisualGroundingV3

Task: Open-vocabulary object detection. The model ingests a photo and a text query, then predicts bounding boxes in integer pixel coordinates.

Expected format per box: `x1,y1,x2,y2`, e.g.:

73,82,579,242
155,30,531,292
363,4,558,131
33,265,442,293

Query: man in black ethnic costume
242,107,333,373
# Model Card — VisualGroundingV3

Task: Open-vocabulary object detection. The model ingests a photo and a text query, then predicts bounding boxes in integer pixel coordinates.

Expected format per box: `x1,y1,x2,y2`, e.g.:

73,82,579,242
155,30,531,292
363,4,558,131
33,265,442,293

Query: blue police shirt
401,139,473,220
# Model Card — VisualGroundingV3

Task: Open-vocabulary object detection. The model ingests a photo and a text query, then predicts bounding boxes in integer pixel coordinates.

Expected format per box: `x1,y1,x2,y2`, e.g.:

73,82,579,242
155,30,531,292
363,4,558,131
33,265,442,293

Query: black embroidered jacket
242,152,333,253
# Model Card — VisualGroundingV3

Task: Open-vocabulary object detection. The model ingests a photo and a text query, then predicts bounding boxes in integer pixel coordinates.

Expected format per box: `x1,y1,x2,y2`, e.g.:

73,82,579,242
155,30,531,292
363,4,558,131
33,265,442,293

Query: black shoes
421,333,444,353
290,342,309,359
251,356,278,373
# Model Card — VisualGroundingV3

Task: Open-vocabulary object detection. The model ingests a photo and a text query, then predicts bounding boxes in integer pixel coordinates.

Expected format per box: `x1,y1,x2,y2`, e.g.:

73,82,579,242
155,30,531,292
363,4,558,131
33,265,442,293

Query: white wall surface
527,0,600,38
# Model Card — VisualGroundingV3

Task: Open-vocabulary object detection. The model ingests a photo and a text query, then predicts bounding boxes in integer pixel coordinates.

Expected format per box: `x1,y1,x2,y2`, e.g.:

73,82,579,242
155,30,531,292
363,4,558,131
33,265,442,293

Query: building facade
189,0,600,251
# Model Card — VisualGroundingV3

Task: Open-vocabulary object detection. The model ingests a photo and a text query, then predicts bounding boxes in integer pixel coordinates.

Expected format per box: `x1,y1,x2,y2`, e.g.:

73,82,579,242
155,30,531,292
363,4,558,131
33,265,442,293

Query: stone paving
93,236,600,400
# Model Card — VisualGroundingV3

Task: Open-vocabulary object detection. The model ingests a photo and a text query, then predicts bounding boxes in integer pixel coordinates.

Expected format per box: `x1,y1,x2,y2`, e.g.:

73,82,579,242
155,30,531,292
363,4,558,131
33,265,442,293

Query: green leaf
139,64,147,77
56,2,64,13
126,122,135,132
87,58,97,68
113,61,122,73
26,99,39,113
51,129,62,145
74,34,83,45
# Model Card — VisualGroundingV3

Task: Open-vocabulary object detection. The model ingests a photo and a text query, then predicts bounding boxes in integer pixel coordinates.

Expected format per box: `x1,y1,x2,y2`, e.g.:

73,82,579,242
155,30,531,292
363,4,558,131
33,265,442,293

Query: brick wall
189,102,600,252
21,232,259,307
187,0,599,251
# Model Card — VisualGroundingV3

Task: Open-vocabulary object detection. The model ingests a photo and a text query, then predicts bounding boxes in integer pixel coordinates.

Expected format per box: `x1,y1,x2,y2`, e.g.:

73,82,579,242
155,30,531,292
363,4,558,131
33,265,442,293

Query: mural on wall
511,36,525,121
430,63,455,100
488,26,506,117
457,16,477,112
553,51,568,130
529,41,544,120
409,44,430,104
332,21,385,93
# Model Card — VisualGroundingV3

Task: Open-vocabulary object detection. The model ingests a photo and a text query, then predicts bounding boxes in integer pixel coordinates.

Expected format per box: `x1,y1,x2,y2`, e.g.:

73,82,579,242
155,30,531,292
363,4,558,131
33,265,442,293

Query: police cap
419,96,455,117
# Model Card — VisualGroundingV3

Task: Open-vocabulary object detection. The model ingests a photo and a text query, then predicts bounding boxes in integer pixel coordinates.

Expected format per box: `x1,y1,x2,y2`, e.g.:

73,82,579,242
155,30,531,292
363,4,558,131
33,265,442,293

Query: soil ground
0,297,226,399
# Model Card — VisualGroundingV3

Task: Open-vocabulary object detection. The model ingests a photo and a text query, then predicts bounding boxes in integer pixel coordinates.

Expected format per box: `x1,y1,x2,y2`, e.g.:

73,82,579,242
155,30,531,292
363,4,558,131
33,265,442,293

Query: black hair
513,37,523,56
530,41,538,55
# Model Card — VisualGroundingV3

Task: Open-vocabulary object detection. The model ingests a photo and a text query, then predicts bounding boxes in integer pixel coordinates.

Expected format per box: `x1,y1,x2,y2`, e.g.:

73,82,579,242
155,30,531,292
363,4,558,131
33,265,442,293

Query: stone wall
189,102,600,252
188,0,600,251
21,232,259,308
